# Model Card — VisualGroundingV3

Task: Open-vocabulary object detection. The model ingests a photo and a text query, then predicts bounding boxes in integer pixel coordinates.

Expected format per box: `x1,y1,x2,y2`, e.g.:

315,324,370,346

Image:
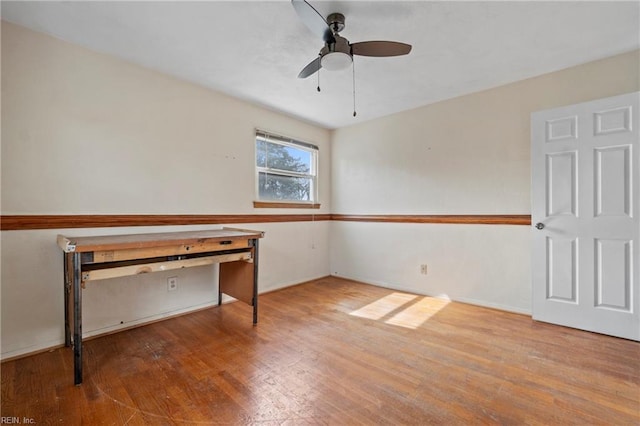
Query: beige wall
1,22,331,215
330,50,639,312
0,22,331,359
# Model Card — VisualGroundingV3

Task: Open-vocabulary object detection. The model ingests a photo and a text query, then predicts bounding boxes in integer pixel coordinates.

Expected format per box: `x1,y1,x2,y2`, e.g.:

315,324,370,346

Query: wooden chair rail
331,214,531,225
1,214,531,230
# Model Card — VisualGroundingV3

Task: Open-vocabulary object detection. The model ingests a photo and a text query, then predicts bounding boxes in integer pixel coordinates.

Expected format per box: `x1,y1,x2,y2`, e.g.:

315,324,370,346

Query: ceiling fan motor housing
327,13,345,33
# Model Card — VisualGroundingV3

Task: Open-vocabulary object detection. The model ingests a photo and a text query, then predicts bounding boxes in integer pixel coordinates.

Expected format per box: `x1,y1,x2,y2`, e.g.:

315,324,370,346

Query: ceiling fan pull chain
352,59,357,117
317,54,321,92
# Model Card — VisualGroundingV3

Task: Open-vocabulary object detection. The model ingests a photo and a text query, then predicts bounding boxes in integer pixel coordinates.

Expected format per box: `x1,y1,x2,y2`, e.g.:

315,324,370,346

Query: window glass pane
258,172,311,201
256,139,267,168
256,131,317,203
258,140,311,174
284,146,311,173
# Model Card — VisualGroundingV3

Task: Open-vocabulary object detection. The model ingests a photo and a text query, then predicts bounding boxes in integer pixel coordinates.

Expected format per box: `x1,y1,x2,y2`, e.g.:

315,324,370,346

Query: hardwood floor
2,276,639,425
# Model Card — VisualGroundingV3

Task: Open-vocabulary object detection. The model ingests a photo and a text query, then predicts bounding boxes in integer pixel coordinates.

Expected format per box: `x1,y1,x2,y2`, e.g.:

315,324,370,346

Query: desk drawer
86,238,252,263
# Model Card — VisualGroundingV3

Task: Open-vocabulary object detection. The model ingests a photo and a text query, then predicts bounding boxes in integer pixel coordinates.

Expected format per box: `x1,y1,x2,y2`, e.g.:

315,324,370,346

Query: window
255,130,318,206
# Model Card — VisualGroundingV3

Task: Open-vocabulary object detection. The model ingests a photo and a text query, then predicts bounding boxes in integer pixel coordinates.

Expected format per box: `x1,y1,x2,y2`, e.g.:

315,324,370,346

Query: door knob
535,222,545,230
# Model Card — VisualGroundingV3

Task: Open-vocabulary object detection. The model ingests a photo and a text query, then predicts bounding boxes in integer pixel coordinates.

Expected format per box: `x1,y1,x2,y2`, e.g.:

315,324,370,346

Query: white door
532,91,639,341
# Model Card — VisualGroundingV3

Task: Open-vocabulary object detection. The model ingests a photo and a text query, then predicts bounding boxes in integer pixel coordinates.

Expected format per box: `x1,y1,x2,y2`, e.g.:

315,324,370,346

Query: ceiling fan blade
351,41,412,57
291,0,335,44
298,56,322,79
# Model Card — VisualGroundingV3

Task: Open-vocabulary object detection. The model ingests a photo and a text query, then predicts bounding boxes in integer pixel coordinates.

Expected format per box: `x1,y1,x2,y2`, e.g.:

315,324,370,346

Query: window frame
254,130,320,208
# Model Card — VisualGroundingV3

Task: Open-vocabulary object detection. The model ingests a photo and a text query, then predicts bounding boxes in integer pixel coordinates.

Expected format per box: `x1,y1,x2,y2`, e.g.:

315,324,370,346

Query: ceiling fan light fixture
321,51,352,71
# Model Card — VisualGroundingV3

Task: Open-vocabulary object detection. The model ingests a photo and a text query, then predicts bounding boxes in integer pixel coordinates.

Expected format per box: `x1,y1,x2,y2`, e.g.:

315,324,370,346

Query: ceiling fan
291,0,412,79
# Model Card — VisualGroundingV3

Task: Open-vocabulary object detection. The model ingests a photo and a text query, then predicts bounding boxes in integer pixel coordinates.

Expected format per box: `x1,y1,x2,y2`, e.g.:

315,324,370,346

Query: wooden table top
57,227,264,253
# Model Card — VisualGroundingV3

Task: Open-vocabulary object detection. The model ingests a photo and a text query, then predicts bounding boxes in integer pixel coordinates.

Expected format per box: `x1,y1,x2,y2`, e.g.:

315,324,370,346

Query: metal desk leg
218,267,222,307
63,253,71,347
252,238,259,325
72,252,83,385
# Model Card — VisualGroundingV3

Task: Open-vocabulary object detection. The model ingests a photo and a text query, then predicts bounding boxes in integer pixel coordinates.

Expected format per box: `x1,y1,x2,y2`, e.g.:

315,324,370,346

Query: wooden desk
57,227,264,385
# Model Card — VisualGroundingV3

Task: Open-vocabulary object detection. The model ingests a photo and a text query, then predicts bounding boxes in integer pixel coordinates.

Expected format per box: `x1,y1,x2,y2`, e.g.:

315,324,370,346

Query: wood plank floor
2,276,639,425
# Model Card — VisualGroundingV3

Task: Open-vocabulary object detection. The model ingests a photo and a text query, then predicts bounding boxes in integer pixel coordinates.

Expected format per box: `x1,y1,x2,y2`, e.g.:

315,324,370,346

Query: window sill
253,201,321,209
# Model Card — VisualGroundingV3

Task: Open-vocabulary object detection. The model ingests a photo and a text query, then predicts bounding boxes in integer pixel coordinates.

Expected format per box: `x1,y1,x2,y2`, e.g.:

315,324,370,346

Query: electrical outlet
167,276,178,292
420,264,428,275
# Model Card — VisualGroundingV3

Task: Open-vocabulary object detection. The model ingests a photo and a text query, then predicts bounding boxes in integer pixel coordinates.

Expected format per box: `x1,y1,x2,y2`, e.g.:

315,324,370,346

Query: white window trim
254,130,319,206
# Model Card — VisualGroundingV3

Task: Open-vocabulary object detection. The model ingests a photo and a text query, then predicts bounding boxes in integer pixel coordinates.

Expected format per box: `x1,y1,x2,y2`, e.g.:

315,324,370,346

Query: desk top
57,227,264,253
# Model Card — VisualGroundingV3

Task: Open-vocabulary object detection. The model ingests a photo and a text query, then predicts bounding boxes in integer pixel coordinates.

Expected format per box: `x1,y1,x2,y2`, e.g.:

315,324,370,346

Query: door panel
594,106,632,135
594,239,632,311
546,236,578,303
546,151,578,217
594,146,632,218
532,91,639,341
546,115,578,141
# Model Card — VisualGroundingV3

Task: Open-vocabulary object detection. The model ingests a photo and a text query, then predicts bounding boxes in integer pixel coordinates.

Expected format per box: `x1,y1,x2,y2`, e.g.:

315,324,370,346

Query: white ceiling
2,1,639,129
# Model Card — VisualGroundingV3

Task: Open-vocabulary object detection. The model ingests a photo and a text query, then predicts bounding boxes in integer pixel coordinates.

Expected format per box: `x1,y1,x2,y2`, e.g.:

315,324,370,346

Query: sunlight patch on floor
349,292,450,329
349,293,418,320
385,296,450,329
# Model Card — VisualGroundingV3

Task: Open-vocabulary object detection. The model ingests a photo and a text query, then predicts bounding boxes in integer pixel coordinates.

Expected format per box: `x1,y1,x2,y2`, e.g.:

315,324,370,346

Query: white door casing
531,92,639,341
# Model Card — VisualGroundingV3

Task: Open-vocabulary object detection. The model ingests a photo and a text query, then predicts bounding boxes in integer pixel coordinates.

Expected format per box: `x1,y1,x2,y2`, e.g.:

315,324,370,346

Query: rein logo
1,418,35,424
